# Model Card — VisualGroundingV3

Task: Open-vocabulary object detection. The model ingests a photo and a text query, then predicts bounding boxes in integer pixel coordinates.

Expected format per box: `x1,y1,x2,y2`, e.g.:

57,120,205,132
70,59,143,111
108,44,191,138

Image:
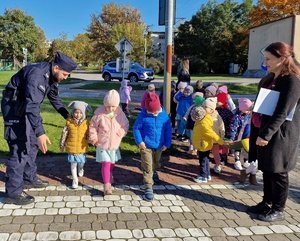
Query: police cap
53,52,77,73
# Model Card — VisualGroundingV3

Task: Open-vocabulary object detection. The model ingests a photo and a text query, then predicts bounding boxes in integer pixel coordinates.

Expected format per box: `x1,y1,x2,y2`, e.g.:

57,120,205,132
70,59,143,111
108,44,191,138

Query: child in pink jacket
119,79,132,118
89,90,129,195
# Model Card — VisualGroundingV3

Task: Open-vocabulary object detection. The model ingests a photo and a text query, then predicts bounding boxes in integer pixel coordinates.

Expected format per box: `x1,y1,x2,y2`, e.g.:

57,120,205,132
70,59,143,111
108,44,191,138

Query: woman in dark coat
247,42,300,222
176,58,190,88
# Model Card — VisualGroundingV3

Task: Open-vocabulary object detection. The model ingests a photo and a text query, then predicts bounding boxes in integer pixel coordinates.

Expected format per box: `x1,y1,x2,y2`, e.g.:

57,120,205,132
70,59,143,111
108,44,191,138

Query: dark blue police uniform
1,52,76,203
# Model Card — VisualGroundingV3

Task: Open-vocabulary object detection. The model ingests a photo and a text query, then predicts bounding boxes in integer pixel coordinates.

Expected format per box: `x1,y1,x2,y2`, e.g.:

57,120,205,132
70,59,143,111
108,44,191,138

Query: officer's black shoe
247,201,271,214
258,209,285,222
24,178,49,189
5,192,35,205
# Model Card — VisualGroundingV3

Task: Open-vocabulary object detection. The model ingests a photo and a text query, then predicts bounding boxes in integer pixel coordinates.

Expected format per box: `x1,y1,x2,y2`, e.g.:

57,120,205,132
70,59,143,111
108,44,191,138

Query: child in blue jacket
133,92,172,201
173,85,194,141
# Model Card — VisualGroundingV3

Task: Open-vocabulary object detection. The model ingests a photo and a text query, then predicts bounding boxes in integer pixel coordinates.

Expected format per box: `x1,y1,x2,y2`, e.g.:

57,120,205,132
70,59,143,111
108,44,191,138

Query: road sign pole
163,0,174,114
115,37,133,81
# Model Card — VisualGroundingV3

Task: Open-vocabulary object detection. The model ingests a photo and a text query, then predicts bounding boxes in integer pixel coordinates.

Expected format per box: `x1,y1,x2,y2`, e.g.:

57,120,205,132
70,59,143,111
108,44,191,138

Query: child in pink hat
89,90,129,195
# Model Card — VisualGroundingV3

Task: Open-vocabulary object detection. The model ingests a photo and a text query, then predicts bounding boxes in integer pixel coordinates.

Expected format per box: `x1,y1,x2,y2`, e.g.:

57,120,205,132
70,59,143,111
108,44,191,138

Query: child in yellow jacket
59,101,92,189
191,106,230,183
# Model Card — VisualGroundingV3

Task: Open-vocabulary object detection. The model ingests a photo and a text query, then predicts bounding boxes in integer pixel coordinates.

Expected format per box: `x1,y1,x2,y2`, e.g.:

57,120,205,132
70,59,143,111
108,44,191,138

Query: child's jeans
198,150,211,178
176,114,186,136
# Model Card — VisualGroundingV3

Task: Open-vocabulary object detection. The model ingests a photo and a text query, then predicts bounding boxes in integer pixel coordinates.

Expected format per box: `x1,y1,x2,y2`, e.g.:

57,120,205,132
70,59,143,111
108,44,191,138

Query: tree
0,8,46,63
72,33,94,66
175,0,253,73
248,0,300,27
87,2,146,64
33,26,49,62
47,33,74,62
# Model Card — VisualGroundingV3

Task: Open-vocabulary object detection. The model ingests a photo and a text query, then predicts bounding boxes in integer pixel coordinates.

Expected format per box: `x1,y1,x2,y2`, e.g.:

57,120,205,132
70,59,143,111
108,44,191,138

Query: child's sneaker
72,178,78,189
213,165,222,174
78,167,84,177
144,188,154,201
193,176,207,183
243,160,250,168
180,136,189,142
234,151,240,162
234,161,243,170
207,175,212,181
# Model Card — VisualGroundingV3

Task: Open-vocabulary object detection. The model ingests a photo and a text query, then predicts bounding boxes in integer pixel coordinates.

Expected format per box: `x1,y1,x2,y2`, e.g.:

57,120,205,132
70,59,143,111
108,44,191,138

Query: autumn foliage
248,0,300,27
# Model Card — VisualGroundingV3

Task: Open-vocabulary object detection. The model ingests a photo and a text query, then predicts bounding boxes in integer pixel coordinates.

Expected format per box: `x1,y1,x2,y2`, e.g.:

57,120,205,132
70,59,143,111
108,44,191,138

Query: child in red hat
133,92,172,201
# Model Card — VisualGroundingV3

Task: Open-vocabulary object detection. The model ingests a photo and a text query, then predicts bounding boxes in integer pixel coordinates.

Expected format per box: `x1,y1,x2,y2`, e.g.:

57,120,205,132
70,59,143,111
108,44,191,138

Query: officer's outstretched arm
37,134,52,154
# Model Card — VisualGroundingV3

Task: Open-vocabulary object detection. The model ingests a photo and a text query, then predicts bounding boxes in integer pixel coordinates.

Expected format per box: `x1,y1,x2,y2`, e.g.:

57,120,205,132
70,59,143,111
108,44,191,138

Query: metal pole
144,37,147,68
163,0,174,114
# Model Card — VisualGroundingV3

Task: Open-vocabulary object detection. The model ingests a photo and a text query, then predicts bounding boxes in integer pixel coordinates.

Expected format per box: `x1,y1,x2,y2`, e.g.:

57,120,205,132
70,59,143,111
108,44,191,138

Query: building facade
245,15,300,77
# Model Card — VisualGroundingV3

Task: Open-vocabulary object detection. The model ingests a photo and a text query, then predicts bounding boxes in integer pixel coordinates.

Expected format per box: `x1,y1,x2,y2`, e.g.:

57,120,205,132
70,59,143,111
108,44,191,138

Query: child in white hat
191,106,230,183
59,101,93,189
203,97,225,174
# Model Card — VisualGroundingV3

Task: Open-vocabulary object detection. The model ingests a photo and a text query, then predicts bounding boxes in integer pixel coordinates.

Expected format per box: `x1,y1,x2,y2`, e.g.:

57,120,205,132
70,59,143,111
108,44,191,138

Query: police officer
1,52,77,205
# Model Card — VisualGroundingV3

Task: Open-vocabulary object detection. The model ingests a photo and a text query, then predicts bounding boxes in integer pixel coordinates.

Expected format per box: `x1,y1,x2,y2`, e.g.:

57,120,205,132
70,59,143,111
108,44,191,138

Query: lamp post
143,26,149,68
143,32,147,68
143,25,153,68
22,47,27,66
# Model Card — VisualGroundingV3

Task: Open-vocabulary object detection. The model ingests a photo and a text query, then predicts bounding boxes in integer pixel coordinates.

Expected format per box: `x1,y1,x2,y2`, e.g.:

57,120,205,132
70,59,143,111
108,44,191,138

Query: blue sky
0,0,241,40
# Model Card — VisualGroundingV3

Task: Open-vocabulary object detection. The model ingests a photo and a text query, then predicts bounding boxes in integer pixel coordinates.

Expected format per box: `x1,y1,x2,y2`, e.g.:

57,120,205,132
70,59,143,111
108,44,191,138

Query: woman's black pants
262,172,289,212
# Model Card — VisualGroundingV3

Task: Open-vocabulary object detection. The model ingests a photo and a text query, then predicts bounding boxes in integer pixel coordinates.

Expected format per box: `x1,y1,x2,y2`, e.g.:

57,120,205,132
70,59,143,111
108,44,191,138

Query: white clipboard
253,88,296,121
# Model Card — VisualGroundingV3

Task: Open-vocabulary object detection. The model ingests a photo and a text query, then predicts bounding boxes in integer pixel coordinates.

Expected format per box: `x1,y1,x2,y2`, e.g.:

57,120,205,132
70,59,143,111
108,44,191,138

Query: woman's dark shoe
5,191,34,205
258,209,285,222
247,202,271,214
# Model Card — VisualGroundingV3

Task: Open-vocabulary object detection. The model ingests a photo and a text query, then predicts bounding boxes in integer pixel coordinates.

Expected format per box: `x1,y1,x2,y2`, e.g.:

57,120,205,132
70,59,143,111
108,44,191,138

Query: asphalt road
71,71,261,85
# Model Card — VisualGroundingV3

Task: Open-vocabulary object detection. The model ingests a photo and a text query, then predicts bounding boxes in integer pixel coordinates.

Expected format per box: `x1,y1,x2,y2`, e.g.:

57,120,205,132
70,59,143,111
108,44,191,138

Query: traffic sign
115,37,133,56
116,58,130,72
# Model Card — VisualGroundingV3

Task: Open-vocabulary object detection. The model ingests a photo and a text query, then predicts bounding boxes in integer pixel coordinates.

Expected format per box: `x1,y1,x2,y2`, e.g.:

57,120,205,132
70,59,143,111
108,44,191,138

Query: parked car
101,61,155,82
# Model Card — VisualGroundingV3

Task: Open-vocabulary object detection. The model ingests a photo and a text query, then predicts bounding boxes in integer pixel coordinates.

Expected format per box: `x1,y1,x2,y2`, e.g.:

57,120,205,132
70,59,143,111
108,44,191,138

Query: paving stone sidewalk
0,151,300,241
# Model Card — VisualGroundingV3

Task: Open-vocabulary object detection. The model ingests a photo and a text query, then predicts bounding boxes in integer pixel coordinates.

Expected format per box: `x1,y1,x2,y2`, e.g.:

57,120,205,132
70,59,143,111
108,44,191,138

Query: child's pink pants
102,162,115,184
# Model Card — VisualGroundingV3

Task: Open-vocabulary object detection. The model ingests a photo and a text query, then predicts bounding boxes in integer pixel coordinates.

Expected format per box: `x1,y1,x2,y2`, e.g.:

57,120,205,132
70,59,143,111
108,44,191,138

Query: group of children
59,82,171,201
168,80,257,183
59,79,256,202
